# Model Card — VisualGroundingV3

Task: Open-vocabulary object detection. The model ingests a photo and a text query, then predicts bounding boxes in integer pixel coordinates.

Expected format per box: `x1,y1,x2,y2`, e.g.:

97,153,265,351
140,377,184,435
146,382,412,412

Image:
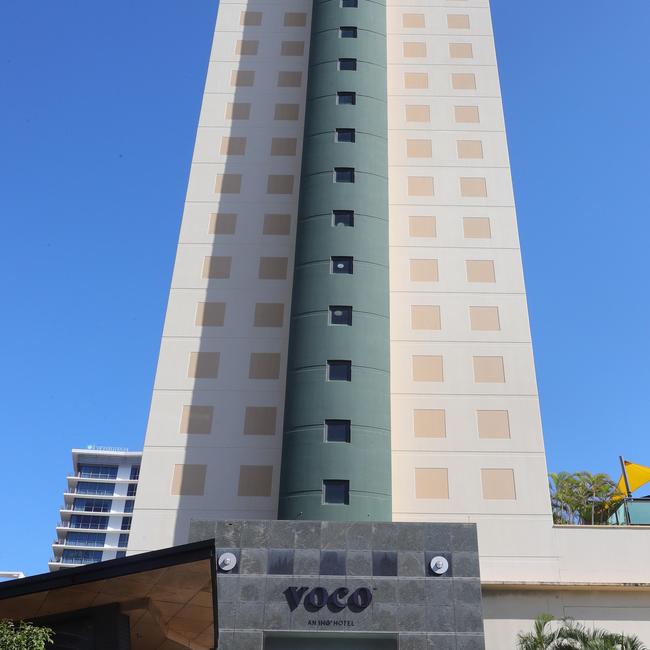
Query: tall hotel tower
129,0,552,571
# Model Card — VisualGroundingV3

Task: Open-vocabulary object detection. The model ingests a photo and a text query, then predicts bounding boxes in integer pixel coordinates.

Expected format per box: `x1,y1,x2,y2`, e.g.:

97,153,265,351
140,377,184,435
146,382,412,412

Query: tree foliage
0,620,54,650
549,471,621,525
517,615,646,650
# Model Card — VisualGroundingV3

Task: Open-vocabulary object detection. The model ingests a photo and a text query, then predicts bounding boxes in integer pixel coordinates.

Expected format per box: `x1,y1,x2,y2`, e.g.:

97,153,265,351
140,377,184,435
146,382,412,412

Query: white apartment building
49,447,141,571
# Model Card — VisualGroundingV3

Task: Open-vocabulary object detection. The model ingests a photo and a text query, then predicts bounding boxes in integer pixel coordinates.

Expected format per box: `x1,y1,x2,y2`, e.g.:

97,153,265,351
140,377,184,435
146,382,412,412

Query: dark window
69,515,108,530
334,167,355,183
124,500,134,513
327,360,351,381
337,92,356,105
331,256,353,274
116,551,127,559
325,419,351,442
61,549,103,565
336,128,356,143
72,498,111,513
121,517,132,531
341,0,358,7
66,532,106,547
323,480,350,505
339,26,357,38
127,483,137,497
333,210,354,227
338,58,357,71
329,306,352,325
78,464,118,479
130,465,141,480
118,533,129,548
76,482,115,496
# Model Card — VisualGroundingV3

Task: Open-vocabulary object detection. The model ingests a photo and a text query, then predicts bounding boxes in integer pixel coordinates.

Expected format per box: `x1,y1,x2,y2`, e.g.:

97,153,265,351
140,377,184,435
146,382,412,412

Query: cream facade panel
130,0,311,554
388,0,551,534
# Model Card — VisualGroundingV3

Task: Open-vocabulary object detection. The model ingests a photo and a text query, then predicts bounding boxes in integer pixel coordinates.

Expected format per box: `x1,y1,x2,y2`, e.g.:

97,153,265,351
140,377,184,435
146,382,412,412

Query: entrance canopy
0,540,217,650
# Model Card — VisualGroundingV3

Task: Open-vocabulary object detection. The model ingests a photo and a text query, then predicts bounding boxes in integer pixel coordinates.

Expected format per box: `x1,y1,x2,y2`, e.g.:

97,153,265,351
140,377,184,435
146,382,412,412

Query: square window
336,128,356,143
341,0,358,7
329,305,352,325
325,419,351,442
338,58,357,71
333,210,354,226
339,26,357,38
331,256,353,274
337,92,356,105
323,480,350,504
327,360,351,381
334,167,355,183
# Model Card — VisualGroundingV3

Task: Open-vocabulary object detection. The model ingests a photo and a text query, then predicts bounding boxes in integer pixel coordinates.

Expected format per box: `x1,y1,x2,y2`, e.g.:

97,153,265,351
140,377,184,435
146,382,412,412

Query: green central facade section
279,0,391,521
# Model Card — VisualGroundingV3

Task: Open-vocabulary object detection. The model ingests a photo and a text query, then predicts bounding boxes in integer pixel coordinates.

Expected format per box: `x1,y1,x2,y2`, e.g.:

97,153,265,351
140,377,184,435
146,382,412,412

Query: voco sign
283,586,373,613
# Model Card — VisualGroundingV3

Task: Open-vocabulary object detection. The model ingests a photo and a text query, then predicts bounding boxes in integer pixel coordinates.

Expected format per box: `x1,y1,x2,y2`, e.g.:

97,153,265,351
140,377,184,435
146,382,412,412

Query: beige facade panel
274,103,300,121
188,352,220,379
466,260,495,283
457,140,484,159
281,41,305,56
449,43,474,59
220,136,246,156
249,353,281,379
202,256,232,279
263,213,291,235
214,174,242,194
410,259,439,282
236,40,259,56
409,215,437,238
415,468,449,499
447,14,471,30
254,303,285,327
271,138,298,156
284,12,307,27
477,410,511,439
455,105,480,123
258,257,289,280
414,409,446,438
267,175,295,194
402,13,425,28
225,102,251,120
481,468,516,500
403,42,427,58
470,306,500,331
240,11,262,27
238,465,273,497
244,407,277,436
412,355,444,382
405,72,429,89
463,216,491,239
473,356,506,383
278,71,302,87
230,70,255,87
208,213,237,235
408,176,434,196
171,464,207,496
405,105,431,122
180,405,214,435
411,305,441,331
452,73,477,90
407,139,433,158
460,176,488,197
195,302,226,327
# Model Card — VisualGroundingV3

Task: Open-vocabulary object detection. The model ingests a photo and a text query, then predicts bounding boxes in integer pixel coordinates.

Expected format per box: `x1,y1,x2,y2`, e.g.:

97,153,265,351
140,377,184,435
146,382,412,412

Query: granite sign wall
189,520,485,650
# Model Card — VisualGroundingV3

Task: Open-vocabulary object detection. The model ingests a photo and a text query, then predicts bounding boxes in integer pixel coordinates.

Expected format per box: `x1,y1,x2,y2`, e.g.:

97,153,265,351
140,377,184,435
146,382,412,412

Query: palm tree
517,616,647,650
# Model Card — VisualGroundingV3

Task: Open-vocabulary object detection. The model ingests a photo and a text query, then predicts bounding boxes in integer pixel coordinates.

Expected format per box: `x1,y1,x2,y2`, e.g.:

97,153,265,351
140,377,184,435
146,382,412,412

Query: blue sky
0,1,648,576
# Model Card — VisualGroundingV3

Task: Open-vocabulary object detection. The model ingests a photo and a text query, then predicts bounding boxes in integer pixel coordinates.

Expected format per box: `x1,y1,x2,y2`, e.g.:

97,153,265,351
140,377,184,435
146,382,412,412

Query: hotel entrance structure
126,1,650,647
